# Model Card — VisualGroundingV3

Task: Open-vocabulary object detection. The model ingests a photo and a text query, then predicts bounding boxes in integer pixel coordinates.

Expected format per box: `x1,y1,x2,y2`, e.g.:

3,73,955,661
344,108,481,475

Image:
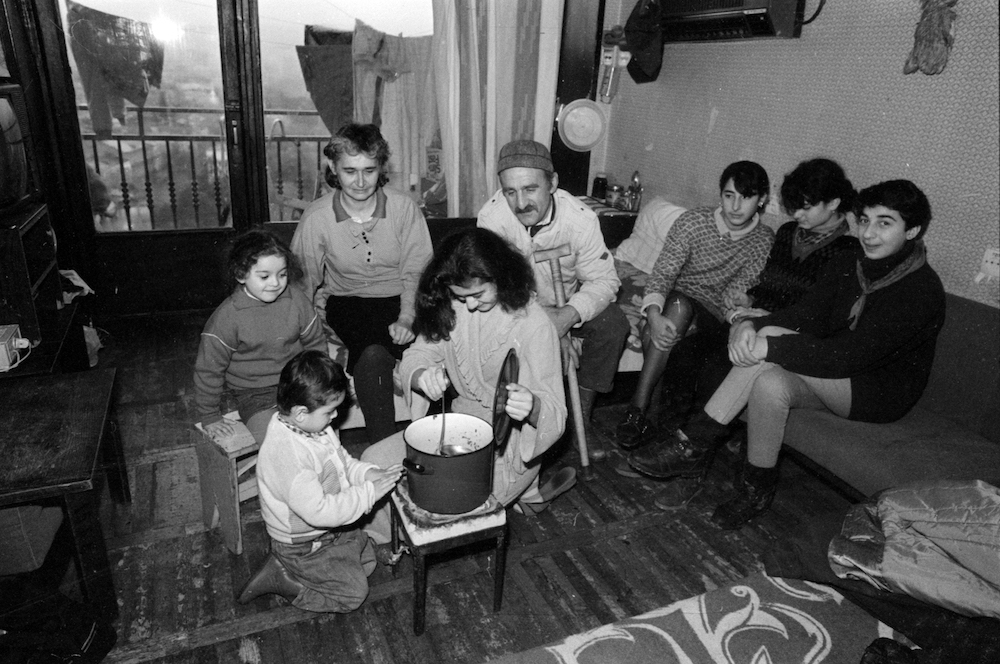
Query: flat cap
497,139,554,174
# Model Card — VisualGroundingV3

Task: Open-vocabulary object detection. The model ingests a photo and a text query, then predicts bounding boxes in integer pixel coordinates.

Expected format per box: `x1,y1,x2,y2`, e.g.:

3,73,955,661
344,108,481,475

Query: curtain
431,0,563,217
352,21,435,195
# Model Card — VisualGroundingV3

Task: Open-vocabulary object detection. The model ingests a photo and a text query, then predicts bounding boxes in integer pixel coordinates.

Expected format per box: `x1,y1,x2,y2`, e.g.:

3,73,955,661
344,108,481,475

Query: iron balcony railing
79,105,327,231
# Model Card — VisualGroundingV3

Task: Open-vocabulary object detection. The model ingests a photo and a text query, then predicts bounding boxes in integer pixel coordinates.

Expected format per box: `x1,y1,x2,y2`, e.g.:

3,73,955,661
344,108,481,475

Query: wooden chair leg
413,549,427,635
493,527,507,612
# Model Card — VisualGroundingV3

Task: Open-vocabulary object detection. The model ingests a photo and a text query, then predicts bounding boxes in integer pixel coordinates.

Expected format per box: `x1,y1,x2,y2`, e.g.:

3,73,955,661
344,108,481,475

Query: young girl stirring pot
193,230,327,443
361,228,573,537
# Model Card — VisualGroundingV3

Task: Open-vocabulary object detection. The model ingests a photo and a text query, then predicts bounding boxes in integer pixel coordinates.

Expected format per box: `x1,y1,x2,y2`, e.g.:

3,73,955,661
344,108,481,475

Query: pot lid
556,99,607,152
492,348,519,450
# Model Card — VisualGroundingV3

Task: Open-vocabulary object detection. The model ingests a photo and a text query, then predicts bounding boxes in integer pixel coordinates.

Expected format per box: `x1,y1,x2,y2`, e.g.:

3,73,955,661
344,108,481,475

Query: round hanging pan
556,99,607,152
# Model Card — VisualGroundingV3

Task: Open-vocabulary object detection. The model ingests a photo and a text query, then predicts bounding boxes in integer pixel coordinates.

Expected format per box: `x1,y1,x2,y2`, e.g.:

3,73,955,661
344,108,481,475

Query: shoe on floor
626,429,719,480
653,478,704,510
614,458,642,479
615,406,649,447
519,467,578,515
373,541,402,567
238,553,304,604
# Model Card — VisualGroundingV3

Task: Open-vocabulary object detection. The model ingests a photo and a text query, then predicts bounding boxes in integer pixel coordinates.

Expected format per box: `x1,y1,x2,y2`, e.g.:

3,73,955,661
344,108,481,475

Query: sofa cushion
785,408,1000,498
915,293,1000,443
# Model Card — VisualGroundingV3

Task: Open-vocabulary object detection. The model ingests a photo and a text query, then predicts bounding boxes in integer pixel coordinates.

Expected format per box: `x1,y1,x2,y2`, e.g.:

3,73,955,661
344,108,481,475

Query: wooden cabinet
1,203,61,343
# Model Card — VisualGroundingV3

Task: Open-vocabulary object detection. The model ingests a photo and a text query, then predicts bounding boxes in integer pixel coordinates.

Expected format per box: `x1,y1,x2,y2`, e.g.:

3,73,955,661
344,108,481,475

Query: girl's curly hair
226,229,302,289
413,228,535,342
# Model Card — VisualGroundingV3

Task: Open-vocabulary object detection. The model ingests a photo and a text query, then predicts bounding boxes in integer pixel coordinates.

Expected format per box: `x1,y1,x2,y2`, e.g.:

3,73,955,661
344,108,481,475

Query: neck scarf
791,220,849,261
848,241,925,330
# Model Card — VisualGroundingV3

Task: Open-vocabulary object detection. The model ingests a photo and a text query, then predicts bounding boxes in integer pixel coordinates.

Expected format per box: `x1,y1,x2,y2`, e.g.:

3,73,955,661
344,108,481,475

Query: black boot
238,553,304,604
711,462,779,530
625,430,716,480
625,410,732,480
616,405,652,450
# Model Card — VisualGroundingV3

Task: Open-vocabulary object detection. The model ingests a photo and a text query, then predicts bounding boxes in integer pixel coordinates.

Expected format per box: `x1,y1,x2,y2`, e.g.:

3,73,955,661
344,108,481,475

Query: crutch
533,244,592,479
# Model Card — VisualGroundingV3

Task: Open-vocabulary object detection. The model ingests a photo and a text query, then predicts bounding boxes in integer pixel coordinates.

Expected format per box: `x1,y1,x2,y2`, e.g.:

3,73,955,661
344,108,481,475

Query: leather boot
615,405,652,450
626,428,719,480
625,410,731,480
238,553,304,604
711,462,779,530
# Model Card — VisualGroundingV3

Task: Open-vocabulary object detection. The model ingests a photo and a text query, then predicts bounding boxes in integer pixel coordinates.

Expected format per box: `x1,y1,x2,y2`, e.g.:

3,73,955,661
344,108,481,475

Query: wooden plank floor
90,312,851,664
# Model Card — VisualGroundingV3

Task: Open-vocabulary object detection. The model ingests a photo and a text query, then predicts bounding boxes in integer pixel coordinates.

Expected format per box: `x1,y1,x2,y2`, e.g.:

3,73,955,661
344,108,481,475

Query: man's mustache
515,205,537,215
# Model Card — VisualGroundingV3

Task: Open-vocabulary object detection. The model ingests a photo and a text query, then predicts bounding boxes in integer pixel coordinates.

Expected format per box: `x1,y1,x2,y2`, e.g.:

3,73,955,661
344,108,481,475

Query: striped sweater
257,414,378,544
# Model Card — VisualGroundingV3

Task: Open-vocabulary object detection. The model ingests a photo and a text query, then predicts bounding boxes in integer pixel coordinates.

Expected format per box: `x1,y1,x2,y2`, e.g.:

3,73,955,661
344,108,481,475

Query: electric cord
1,343,32,372
800,0,827,26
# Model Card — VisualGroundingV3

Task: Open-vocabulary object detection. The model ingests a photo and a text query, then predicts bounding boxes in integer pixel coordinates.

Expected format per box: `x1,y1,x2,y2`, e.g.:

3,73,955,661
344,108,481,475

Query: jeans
271,528,376,613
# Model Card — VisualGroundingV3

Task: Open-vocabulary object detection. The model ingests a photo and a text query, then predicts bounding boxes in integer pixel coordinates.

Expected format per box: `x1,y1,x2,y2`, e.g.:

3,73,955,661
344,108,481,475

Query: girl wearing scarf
703,180,944,528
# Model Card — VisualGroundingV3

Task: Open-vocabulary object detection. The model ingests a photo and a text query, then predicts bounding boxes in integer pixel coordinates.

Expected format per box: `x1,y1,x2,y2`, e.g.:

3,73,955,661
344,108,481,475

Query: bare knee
664,291,695,334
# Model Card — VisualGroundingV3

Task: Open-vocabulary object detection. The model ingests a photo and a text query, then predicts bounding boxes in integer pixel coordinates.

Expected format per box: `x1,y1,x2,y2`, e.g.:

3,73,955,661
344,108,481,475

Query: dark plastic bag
624,0,663,83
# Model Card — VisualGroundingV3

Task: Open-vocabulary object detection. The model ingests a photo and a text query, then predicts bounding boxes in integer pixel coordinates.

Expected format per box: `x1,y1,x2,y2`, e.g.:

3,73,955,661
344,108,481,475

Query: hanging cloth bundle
624,0,664,84
66,1,164,139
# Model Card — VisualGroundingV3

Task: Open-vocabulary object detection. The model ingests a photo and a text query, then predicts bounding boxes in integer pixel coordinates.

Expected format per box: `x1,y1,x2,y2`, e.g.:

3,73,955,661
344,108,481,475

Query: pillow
614,196,687,274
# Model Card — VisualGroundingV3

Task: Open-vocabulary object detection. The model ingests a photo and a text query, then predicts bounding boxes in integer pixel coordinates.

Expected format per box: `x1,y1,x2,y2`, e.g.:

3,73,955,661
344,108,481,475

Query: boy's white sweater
257,414,378,544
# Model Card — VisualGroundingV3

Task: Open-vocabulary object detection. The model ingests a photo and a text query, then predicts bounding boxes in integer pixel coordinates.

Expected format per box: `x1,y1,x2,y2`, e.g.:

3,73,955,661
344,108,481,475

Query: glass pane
58,0,230,232
258,0,434,221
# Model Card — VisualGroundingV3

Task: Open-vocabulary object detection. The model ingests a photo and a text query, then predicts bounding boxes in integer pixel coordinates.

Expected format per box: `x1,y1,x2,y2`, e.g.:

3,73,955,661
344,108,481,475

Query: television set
0,84,39,212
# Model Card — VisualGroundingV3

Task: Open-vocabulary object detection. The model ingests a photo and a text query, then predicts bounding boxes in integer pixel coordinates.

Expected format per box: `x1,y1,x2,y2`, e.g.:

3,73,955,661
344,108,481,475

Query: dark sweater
757,246,945,423
747,221,857,312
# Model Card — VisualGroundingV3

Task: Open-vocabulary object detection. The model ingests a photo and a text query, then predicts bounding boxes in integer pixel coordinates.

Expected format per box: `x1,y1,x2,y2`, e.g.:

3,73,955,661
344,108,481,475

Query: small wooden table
0,368,130,618
389,488,507,636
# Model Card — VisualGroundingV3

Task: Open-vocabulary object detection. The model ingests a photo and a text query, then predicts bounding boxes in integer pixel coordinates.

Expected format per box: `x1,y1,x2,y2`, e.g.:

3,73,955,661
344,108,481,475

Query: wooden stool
389,489,507,636
195,420,259,554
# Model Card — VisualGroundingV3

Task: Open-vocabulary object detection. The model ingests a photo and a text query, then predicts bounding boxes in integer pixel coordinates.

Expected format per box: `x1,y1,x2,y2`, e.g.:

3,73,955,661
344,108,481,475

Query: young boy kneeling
239,350,404,612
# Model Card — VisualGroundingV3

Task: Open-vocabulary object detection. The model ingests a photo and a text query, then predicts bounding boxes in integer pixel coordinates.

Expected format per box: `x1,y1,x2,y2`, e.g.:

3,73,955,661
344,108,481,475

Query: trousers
705,361,851,467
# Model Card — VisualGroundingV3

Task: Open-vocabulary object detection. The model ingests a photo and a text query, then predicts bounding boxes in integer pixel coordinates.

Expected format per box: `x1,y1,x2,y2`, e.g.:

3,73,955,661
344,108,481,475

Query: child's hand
503,383,535,422
366,464,404,501
205,418,237,439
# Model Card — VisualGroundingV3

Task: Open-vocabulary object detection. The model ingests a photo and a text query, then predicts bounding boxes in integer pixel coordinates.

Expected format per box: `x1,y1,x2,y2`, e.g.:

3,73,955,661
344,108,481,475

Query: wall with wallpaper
593,0,999,306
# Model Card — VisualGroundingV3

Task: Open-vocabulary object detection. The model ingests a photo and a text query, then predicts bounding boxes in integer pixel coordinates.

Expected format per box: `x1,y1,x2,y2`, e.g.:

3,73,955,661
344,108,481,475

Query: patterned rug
488,573,914,664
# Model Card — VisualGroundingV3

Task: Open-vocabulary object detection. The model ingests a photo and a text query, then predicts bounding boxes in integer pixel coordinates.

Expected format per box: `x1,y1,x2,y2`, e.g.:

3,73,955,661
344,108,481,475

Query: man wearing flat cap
478,139,629,461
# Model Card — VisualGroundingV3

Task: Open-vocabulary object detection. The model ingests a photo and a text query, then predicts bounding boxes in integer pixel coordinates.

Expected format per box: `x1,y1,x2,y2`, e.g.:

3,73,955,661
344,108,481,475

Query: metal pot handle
402,458,433,475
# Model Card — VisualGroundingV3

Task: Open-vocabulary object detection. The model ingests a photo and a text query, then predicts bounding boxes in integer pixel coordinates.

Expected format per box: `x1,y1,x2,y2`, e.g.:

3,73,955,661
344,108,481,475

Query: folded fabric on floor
486,572,910,664
763,502,1000,664
828,479,1000,619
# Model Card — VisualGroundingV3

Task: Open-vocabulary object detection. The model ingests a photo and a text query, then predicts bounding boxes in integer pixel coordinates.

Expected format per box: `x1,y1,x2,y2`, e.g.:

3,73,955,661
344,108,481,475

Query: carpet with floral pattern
488,573,913,664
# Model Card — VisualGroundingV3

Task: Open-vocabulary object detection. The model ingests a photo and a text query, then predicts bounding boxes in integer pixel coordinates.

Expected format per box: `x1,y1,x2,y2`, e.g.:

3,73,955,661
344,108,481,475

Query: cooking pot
402,413,494,514
402,349,519,514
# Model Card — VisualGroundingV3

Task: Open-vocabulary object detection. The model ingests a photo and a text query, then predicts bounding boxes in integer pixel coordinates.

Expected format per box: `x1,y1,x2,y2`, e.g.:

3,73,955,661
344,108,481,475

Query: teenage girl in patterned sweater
616,161,774,451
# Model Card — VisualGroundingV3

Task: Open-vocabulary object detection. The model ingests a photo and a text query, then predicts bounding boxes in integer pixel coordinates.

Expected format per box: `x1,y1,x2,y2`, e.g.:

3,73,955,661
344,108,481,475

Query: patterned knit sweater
747,221,858,312
643,206,774,322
